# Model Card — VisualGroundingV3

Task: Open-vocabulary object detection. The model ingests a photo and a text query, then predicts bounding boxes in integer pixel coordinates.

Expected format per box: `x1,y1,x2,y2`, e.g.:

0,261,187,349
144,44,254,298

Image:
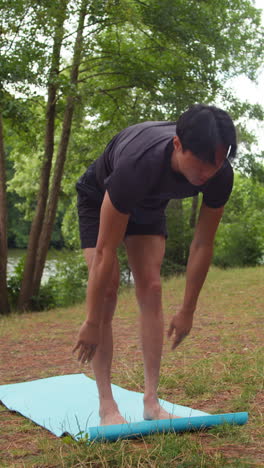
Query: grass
0,266,263,467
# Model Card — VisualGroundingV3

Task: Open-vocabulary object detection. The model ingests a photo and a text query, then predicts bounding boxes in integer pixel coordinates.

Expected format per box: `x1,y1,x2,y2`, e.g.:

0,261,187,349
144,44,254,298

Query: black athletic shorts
76,162,168,249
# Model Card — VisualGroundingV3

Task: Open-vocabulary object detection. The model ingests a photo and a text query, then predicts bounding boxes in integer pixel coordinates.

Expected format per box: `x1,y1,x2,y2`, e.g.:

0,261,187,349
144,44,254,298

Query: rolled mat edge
84,412,248,442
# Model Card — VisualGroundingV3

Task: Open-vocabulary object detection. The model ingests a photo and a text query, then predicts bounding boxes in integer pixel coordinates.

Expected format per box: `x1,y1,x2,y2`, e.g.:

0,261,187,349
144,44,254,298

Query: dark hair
176,104,237,164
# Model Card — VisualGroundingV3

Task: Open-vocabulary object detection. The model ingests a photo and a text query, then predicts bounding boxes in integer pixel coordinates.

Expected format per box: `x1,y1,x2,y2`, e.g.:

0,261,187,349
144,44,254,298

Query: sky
229,0,263,105
7,1,263,151
228,0,264,152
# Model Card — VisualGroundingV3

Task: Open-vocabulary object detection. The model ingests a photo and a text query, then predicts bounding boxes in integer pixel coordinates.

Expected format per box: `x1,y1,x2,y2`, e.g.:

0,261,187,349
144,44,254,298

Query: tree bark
18,4,67,310
32,0,89,296
0,112,10,315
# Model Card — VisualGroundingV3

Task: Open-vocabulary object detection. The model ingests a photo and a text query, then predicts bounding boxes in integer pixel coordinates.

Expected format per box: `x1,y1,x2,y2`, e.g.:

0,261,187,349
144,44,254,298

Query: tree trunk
32,0,89,296
18,5,67,310
189,194,199,229
0,112,10,315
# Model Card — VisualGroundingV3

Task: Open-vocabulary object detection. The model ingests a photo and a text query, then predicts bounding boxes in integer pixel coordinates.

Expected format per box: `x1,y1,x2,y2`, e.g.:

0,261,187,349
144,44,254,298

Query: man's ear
173,135,183,152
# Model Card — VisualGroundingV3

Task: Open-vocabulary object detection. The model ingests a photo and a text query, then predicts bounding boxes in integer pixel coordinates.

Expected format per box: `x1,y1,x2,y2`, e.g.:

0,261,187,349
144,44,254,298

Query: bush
7,256,25,307
213,174,264,268
7,251,88,311
46,252,88,308
214,218,264,268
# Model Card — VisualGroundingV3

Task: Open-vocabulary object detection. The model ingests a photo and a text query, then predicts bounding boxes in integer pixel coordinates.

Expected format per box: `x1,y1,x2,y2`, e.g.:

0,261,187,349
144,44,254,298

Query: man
73,104,237,425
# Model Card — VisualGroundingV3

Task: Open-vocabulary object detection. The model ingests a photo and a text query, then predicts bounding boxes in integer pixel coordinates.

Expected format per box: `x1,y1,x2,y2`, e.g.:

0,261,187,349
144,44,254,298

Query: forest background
0,0,264,315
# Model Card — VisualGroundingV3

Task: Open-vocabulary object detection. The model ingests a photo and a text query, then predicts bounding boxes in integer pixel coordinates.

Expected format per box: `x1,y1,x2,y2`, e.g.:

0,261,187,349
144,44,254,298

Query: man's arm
168,202,224,349
73,191,129,362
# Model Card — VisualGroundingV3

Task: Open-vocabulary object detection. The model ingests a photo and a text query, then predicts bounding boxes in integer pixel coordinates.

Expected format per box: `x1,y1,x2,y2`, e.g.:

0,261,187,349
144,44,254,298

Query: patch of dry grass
0,266,263,467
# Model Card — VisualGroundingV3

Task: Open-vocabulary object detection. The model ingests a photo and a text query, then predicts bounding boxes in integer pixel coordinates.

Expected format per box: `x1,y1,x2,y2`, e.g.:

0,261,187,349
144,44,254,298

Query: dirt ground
0,311,142,465
0,293,263,467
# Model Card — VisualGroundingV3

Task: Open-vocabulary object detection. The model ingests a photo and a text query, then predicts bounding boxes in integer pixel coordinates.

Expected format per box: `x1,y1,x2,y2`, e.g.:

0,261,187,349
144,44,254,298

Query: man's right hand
167,307,194,350
73,320,101,363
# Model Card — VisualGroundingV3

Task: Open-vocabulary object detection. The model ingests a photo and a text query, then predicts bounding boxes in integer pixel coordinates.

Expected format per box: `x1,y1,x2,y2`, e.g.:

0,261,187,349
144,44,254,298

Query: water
7,249,133,285
7,249,73,284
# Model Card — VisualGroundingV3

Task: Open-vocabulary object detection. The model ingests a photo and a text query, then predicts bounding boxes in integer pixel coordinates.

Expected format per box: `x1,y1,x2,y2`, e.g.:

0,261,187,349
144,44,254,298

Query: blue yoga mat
0,373,248,442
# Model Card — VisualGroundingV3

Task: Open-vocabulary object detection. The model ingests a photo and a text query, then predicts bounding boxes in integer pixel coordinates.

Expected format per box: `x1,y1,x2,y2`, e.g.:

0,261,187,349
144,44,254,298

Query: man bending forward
73,104,237,425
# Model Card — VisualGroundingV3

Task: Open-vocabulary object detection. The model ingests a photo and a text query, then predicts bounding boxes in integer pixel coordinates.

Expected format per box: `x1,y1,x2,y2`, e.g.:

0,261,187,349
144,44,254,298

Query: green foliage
30,247,131,310
7,194,31,248
214,174,264,267
6,246,133,311
214,221,264,268
29,283,57,311
45,252,87,309
2,0,264,298
117,244,132,284
162,198,198,276
7,251,86,310
7,256,25,307
7,255,55,311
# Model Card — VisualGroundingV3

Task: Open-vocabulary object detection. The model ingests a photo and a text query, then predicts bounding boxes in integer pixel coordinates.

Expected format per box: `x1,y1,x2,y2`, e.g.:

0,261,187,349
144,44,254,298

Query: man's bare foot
144,397,180,420
100,411,127,426
99,401,127,426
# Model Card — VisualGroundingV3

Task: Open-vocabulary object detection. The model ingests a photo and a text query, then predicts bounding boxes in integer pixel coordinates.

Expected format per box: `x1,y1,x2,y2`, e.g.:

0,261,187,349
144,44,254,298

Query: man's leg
83,248,126,425
125,235,179,419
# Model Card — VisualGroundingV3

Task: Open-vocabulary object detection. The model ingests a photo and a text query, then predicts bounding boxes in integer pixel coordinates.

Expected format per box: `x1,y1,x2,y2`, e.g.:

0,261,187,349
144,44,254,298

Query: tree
2,0,264,312
51,0,264,256
18,0,69,309
30,0,89,299
0,0,49,314
0,112,10,314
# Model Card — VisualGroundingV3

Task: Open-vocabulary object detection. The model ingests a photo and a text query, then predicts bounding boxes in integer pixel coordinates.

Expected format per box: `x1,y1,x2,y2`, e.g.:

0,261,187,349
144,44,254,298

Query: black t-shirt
95,121,234,220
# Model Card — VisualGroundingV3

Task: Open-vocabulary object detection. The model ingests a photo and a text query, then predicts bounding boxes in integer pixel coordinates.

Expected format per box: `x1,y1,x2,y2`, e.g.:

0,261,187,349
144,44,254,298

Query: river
7,249,132,285
7,249,75,284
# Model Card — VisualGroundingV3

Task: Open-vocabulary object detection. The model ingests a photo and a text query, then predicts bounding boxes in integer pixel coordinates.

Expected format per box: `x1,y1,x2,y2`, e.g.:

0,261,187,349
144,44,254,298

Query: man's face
172,136,226,186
